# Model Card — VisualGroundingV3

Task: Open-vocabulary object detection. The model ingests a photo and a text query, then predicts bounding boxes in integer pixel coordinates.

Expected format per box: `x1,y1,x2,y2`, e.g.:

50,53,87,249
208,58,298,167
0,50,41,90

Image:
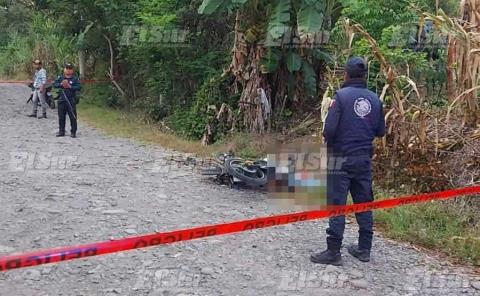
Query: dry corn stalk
340,19,478,157
426,6,480,126
343,19,416,147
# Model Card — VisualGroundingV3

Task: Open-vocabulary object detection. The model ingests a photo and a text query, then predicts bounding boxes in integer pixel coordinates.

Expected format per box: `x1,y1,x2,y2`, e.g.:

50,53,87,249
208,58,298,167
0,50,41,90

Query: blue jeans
326,154,374,251
32,89,47,114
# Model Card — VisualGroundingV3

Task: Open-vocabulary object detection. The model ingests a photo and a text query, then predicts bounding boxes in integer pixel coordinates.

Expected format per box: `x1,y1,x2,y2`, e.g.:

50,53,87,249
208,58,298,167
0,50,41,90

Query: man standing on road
28,59,48,119
310,57,386,266
53,63,81,138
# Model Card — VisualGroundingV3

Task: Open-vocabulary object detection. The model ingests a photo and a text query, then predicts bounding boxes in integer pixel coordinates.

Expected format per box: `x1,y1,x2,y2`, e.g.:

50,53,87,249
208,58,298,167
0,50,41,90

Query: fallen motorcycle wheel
225,158,267,187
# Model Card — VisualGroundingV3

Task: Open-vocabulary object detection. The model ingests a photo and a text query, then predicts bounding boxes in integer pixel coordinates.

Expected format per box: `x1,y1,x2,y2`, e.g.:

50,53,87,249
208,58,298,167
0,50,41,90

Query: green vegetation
0,0,467,138
376,199,480,266
79,85,268,158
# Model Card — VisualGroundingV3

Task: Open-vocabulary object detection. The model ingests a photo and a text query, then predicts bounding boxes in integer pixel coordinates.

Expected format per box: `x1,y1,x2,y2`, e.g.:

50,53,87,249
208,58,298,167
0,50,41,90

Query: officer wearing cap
310,57,386,265
28,59,48,119
53,63,81,138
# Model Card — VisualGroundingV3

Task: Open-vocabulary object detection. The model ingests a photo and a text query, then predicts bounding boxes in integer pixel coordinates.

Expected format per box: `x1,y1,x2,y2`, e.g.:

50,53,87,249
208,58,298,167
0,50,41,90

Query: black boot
56,132,65,137
347,245,370,262
27,113,37,118
70,132,76,138
310,249,342,266
38,113,47,119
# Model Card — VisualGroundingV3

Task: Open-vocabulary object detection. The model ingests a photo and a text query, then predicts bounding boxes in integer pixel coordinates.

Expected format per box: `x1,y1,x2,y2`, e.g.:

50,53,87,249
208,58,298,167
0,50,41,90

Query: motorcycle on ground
200,153,268,189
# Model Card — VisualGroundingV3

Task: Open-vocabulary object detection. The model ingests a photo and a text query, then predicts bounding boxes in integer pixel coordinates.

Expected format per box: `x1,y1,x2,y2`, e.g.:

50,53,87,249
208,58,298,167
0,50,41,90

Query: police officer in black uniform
53,63,81,138
311,57,386,265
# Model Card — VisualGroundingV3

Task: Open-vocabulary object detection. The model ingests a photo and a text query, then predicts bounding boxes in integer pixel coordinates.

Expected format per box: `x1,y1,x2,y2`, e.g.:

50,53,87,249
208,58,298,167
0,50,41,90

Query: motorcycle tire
225,158,268,186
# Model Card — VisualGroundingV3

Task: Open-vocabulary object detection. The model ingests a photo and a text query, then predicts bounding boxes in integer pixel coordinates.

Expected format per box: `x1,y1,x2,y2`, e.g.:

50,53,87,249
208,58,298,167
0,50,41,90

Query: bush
166,74,237,140
80,84,119,107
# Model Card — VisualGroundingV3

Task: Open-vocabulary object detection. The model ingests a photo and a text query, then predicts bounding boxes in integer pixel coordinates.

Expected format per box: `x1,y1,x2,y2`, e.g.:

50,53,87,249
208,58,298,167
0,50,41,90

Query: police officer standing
53,63,81,138
311,57,386,265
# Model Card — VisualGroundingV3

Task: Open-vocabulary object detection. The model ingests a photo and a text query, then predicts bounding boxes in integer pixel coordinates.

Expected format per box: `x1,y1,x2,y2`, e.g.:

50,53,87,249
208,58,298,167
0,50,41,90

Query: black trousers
326,154,374,252
58,100,77,134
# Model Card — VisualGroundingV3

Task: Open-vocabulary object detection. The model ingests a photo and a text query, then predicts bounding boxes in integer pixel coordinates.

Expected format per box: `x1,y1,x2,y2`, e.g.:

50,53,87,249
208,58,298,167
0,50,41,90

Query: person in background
310,57,386,266
28,59,48,119
53,63,81,138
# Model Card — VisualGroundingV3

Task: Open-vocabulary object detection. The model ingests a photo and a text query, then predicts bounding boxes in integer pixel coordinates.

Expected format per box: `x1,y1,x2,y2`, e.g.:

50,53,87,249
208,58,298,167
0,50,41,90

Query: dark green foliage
167,74,237,140
116,0,233,119
81,84,119,107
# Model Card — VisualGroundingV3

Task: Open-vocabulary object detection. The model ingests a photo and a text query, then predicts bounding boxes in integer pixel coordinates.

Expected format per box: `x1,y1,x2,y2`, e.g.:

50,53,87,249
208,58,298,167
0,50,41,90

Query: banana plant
199,0,332,97
198,0,336,132
199,0,326,36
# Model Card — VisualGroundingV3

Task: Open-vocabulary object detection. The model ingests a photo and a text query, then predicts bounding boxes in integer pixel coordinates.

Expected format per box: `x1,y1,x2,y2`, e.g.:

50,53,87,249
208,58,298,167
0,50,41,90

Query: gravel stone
124,229,138,235
24,270,41,281
350,279,369,289
102,209,128,215
471,281,480,290
349,269,364,279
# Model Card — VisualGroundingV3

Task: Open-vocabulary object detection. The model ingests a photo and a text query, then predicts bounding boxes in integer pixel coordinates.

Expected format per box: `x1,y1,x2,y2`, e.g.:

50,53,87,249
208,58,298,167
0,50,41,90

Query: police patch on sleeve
354,97,372,117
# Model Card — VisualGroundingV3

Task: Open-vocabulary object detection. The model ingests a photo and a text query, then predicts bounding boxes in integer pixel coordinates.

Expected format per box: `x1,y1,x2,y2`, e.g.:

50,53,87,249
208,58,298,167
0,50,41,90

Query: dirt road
0,83,479,296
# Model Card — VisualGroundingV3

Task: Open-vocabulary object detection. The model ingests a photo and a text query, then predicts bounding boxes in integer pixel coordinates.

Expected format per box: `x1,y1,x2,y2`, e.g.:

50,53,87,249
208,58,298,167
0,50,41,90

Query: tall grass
376,198,480,266
0,32,33,77
0,13,76,79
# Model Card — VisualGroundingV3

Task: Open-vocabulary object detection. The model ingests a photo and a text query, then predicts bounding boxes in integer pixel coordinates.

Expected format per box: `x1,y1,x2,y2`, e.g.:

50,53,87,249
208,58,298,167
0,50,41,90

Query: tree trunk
78,50,86,79
103,34,126,98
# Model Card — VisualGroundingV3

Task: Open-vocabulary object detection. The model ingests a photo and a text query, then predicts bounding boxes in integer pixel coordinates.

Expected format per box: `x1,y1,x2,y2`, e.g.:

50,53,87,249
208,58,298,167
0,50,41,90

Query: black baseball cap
345,57,367,78
64,63,74,69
